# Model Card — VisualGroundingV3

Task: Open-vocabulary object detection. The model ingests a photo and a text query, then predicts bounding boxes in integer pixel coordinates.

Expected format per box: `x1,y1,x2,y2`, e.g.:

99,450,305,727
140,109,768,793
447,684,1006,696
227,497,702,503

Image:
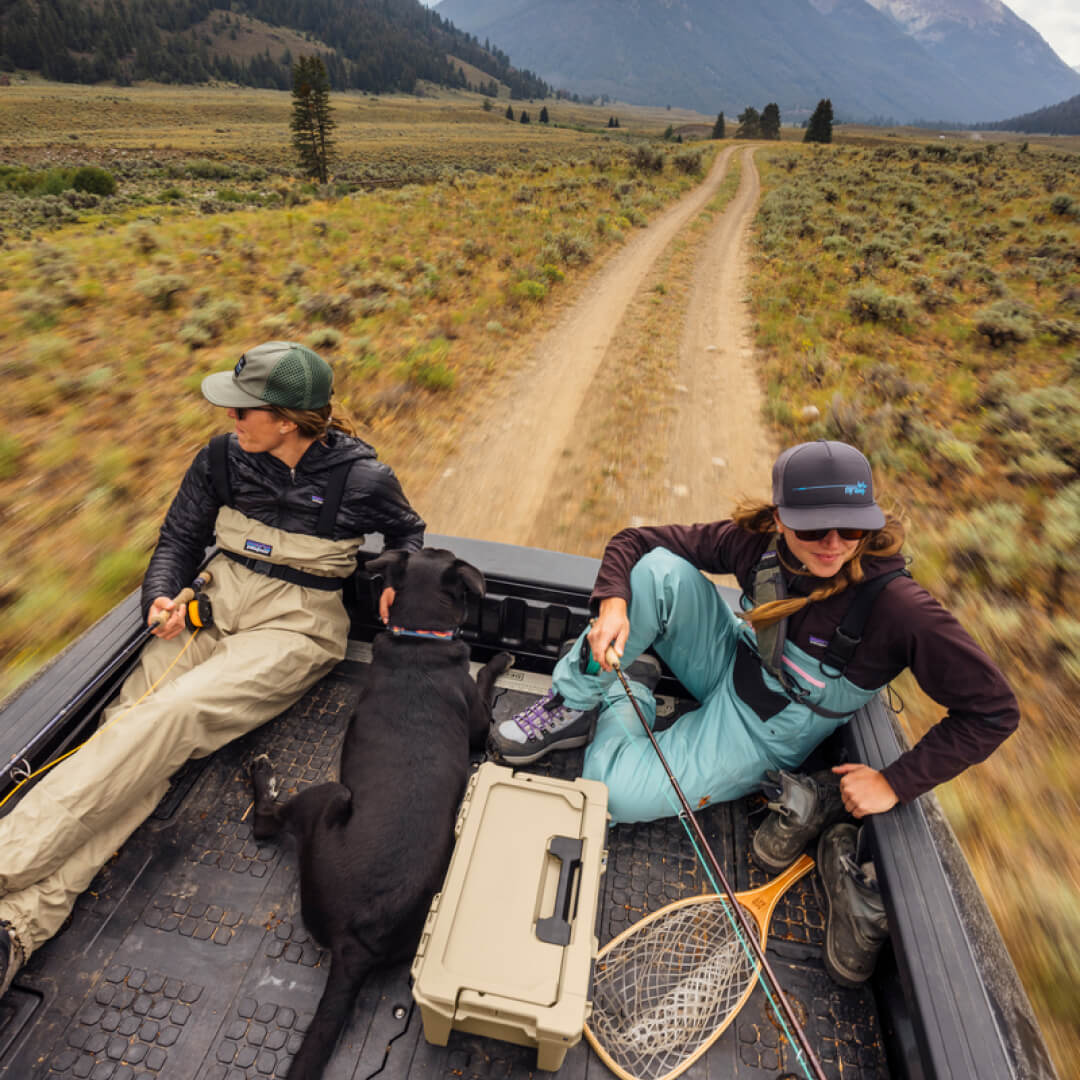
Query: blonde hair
270,402,358,440
733,499,906,631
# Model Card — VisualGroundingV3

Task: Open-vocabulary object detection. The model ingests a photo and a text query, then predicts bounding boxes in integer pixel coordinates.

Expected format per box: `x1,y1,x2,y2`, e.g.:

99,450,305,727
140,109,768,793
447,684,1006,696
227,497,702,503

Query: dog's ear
448,558,485,598
365,549,410,589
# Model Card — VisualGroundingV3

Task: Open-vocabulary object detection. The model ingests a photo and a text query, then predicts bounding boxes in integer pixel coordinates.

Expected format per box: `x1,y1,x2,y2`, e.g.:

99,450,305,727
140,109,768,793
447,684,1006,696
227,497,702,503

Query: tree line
0,0,550,98
714,99,832,142
975,91,1080,136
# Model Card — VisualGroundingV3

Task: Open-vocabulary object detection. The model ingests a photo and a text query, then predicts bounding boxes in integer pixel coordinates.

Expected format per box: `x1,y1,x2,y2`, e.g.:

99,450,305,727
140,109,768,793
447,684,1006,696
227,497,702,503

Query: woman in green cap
0,342,425,997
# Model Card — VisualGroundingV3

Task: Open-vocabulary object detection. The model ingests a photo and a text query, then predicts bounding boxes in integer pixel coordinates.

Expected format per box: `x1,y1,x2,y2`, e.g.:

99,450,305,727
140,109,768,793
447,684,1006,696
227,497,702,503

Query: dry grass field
747,135,1079,1067
1,80,1077,1071
0,81,715,696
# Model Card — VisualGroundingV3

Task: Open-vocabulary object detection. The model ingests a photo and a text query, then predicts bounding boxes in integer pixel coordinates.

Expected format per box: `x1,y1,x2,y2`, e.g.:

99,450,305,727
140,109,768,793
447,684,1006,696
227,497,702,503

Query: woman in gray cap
0,343,425,997
489,439,1018,984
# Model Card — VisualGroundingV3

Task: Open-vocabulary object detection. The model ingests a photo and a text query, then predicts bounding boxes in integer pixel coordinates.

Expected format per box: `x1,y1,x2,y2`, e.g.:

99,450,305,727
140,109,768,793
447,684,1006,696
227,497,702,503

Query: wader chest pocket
733,638,791,722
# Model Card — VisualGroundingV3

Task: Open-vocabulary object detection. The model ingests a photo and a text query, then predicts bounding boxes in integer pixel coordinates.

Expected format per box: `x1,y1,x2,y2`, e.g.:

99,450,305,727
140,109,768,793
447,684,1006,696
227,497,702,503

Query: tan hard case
411,762,610,1070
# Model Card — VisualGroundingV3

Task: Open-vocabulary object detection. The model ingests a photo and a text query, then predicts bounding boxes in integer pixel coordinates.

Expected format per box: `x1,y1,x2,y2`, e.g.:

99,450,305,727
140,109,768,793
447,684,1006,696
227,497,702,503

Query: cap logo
794,481,866,497
235,355,247,376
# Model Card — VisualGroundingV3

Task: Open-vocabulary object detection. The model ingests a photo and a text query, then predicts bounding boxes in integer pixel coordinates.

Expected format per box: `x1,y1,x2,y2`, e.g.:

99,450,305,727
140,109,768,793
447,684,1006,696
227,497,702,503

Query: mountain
858,0,1080,118
435,0,1080,123
0,0,549,98
979,92,1080,135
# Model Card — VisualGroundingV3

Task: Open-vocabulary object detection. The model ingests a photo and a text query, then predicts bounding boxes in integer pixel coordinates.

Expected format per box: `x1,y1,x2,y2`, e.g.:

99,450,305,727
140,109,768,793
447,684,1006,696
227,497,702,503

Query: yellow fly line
0,627,201,812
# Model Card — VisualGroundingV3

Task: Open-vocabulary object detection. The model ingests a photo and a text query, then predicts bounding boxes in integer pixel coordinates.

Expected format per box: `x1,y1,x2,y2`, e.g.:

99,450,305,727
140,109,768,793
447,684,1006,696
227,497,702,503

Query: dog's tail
287,942,371,1079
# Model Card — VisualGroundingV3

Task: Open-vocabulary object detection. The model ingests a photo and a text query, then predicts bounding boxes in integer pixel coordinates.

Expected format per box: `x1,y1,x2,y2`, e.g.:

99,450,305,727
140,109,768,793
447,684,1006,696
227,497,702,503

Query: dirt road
416,145,776,553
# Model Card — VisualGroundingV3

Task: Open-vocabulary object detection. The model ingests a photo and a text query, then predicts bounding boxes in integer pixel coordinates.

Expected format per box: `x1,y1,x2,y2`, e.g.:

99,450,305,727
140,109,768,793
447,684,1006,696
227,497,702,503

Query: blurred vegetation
1,81,1076,1072
0,84,715,699
748,138,1079,1071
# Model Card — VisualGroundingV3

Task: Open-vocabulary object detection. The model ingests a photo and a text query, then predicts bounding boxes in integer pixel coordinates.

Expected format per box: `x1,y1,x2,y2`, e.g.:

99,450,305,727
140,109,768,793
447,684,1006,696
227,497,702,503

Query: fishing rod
603,646,828,1080
2,571,214,788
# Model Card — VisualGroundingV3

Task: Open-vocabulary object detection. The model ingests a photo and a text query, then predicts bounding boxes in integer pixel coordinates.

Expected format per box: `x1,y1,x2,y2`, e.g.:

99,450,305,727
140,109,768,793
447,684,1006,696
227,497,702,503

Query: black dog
250,548,513,1080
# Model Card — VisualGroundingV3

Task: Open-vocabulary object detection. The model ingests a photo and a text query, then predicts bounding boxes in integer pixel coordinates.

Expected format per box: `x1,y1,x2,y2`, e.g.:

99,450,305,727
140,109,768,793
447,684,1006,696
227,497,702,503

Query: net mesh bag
588,899,758,1080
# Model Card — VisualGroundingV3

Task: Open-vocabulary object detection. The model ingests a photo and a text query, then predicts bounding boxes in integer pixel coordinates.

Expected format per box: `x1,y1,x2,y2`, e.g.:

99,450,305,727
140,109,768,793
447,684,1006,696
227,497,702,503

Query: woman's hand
378,586,396,624
833,763,899,818
148,596,187,640
587,597,631,672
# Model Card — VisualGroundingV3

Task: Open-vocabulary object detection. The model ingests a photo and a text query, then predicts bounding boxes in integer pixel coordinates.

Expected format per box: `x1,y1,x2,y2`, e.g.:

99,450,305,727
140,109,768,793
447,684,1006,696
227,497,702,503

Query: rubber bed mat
0,665,890,1080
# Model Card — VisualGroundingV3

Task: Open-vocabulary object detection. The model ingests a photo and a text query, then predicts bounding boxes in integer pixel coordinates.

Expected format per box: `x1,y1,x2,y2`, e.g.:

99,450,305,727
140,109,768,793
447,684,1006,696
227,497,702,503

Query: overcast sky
1007,1,1080,67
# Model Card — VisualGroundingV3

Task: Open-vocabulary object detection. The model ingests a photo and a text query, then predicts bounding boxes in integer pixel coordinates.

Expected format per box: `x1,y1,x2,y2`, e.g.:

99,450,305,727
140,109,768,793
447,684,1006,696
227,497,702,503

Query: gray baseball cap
201,342,333,410
773,440,886,531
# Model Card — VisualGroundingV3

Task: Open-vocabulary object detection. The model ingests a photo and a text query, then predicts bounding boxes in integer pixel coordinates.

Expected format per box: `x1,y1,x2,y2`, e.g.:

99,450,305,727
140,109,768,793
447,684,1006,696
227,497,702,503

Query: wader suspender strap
750,539,787,681
209,433,232,508
820,567,909,675
208,434,356,590
735,544,909,722
314,458,353,537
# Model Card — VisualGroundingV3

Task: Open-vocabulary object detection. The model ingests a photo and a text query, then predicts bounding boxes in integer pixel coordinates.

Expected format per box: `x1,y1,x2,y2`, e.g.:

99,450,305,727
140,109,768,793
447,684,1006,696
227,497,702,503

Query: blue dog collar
388,626,458,640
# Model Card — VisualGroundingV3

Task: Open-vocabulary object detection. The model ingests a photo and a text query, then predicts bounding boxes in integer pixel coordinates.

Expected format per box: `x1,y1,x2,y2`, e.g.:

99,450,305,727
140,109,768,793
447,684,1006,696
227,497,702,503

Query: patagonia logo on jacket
244,539,273,556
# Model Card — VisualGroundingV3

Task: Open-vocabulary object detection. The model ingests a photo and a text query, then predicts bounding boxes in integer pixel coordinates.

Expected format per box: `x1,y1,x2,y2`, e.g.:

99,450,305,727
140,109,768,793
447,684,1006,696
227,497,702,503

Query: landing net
588,898,759,1080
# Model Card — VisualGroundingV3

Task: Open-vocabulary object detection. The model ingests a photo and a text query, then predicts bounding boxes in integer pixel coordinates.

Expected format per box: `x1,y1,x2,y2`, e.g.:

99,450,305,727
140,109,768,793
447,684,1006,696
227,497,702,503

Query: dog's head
365,548,484,633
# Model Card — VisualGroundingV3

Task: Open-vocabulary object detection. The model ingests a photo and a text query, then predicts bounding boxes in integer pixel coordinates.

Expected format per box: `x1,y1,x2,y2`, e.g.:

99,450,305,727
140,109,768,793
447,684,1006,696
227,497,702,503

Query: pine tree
539,105,549,123
804,98,834,143
520,110,530,123
711,111,725,139
761,102,781,139
290,56,336,184
735,106,761,139
505,104,514,120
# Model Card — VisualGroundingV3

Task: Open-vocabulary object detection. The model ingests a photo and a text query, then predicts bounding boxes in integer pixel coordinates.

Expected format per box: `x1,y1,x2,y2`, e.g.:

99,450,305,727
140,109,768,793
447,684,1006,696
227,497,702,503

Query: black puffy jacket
141,430,425,615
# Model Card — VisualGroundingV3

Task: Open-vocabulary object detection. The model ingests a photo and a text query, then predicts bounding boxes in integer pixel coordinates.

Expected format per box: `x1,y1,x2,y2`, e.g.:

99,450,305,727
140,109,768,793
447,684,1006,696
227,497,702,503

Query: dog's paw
251,754,278,799
493,650,515,674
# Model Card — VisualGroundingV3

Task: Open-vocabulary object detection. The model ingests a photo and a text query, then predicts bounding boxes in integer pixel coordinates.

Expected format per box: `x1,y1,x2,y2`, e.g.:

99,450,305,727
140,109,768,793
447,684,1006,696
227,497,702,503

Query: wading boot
751,768,846,873
0,920,26,999
488,652,662,766
817,823,890,987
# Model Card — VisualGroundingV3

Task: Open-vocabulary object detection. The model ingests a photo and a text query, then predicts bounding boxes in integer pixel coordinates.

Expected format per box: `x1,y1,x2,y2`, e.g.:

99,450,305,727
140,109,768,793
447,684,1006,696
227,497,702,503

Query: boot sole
750,831,804,874
818,828,874,988
491,731,594,765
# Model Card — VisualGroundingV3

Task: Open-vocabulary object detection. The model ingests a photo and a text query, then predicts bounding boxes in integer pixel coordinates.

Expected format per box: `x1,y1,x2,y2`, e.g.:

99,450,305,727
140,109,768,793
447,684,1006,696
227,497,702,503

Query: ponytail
269,402,358,440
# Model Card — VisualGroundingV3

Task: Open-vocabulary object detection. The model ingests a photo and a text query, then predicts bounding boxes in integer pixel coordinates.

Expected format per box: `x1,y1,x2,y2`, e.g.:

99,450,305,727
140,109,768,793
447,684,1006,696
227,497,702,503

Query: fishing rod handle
147,568,213,629
148,588,194,629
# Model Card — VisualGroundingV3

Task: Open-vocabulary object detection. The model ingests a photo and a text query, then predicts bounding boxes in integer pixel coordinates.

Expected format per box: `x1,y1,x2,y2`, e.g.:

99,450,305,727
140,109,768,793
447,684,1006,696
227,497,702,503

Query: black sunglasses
793,526,869,541
235,406,272,420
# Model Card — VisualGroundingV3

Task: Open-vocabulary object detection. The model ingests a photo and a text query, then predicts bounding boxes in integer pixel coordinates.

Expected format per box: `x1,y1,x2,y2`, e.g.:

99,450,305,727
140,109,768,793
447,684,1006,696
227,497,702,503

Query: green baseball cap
201,342,333,410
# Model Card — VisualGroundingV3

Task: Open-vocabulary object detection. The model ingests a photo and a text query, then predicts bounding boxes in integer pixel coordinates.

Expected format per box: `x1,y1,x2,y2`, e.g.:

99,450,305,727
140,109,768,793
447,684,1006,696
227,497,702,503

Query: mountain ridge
436,0,1080,123
0,0,551,99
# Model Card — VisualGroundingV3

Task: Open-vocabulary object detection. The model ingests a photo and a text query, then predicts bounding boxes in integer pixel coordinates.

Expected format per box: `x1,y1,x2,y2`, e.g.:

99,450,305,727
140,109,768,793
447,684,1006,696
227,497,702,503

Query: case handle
535,835,583,946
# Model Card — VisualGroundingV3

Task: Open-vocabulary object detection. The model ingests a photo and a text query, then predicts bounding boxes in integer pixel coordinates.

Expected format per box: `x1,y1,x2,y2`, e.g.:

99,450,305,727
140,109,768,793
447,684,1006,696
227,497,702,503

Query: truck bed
2,649,888,1080
0,535,1054,1080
